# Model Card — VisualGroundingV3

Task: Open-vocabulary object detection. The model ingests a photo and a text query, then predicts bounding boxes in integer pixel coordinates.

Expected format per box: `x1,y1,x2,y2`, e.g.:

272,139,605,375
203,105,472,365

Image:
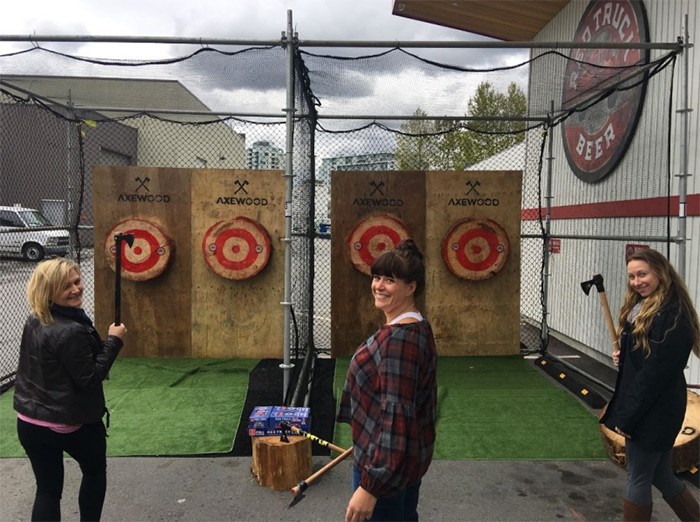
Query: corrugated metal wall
531,0,699,384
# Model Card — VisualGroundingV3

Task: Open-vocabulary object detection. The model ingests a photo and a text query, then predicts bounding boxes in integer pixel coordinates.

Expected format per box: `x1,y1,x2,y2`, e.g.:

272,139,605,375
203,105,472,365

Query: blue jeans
625,439,685,505
353,466,421,521
17,418,107,521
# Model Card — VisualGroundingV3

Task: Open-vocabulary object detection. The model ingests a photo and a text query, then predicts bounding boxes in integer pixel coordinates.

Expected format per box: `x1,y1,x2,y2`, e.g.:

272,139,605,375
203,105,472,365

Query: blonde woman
600,248,699,521
13,258,127,521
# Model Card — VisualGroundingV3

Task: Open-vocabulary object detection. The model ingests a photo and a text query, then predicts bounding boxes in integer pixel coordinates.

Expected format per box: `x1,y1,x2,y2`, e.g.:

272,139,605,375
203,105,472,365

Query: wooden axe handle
597,291,620,352
291,446,353,496
289,425,347,455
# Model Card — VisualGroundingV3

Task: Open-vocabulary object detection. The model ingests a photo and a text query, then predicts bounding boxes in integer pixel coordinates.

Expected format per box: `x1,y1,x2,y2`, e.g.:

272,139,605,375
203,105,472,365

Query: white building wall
126,118,246,169
529,0,699,384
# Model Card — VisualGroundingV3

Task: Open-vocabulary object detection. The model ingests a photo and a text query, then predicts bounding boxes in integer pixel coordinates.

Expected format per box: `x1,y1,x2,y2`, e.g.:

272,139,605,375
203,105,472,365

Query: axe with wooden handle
581,274,620,354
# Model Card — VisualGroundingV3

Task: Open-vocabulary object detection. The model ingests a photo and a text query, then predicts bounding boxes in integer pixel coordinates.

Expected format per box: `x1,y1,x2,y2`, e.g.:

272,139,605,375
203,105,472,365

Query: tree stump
251,435,312,490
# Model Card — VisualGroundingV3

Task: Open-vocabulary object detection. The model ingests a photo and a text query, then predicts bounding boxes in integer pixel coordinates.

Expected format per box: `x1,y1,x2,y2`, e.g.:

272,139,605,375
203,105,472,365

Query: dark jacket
601,296,693,451
13,310,123,425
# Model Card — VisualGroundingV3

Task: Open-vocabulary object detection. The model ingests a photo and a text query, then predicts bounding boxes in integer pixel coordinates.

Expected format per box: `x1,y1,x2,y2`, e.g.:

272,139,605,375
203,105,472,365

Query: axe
580,274,620,354
280,422,348,455
114,232,135,326
288,445,353,508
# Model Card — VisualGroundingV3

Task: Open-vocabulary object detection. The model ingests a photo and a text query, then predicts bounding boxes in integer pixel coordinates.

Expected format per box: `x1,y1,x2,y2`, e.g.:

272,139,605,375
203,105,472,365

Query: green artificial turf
0,358,258,457
333,355,607,460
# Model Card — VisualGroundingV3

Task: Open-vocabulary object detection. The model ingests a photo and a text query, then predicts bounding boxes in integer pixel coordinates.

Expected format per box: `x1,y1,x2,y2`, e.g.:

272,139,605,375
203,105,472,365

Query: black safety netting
0,37,680,391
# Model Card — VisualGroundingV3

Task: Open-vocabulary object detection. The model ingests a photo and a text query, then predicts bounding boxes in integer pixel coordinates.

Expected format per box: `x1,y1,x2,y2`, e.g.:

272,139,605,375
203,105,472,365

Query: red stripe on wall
522,194,700,220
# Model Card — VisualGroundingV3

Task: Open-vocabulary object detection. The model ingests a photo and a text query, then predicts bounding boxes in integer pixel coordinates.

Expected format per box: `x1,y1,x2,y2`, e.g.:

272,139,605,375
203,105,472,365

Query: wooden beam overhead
392,0,572,41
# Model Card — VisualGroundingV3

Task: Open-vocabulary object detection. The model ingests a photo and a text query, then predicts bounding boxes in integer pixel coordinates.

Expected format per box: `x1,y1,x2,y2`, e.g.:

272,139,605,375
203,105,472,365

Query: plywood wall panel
92,166,192,357
425,170,522,356
190,169,285,358
330,171,426,357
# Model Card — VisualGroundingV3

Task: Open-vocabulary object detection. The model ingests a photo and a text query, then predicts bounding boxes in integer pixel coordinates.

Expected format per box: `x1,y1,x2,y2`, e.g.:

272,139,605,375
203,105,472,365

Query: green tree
394,108,439,170
394,81,527,170
465,81,527,165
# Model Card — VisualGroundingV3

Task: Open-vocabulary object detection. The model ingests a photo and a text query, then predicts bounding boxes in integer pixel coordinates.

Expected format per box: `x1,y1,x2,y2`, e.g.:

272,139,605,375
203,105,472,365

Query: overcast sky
0,1,530,121
1,0,481,45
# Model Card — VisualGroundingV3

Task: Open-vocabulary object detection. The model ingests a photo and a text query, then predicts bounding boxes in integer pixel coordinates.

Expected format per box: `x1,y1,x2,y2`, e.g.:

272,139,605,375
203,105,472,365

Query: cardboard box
247,405,311,437
268,406,311,432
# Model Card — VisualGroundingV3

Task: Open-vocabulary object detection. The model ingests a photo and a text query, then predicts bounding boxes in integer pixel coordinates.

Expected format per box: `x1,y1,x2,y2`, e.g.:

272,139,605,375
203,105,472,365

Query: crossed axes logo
369,180,385,196
134,176,151,192
465,180,480,196
234,179,249,195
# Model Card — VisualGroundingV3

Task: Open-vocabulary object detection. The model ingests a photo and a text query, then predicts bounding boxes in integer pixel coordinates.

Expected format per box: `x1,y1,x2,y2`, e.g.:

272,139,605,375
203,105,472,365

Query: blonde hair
26,258,81,326
618,249,700,358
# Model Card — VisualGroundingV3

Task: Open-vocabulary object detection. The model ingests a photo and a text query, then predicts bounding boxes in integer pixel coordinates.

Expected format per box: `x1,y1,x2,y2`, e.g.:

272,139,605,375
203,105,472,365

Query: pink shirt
17,412,82,434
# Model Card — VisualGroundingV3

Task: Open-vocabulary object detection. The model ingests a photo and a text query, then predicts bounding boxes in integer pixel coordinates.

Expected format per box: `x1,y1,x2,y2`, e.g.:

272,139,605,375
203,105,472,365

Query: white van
0,205,70,261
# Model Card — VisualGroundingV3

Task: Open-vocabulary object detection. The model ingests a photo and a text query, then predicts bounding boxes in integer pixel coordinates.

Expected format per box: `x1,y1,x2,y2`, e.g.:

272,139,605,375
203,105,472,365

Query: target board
191,168,285,359
425,170,522,356
442,218,509,281
104,218,173,281
346,213,412,275
330,170,426,358
93,166,192,358
201,217,272,280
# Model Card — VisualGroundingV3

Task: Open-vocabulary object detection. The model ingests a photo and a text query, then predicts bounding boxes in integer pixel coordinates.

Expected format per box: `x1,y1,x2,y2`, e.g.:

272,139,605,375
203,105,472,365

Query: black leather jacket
13,311,123,425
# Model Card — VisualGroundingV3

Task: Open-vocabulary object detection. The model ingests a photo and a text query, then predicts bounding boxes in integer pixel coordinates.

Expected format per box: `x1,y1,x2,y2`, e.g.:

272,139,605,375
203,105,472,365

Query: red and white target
201,217,272,280
104,218,173,281
442,218,510,281
346,214,411,275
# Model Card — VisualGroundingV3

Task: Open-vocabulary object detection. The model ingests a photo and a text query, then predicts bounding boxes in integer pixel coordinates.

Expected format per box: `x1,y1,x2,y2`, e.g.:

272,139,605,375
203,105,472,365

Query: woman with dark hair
338,238,437,522
600,248,699,521
13,257,127,521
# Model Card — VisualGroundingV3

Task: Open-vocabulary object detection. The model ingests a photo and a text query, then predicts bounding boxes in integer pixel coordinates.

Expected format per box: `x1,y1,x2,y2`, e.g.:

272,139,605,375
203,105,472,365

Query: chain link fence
0,37,679,390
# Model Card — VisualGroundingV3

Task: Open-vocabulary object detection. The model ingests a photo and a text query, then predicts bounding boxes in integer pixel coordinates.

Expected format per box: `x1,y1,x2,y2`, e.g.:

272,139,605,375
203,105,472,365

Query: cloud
0,0,531,118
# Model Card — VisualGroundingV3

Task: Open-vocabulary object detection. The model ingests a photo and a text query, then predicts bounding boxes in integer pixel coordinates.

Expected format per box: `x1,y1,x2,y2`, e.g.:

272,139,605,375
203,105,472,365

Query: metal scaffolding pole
540,102,555,353
676,16,691,279
279,10,296,402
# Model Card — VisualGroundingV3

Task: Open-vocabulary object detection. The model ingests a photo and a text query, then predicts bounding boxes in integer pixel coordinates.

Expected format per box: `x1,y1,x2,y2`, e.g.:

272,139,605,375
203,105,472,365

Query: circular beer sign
346,213,411,275
561,0,649,183
104,218,173,281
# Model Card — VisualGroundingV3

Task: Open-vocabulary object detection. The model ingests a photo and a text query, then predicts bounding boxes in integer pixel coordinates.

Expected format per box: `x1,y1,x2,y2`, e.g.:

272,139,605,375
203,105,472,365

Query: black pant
17,418,107,522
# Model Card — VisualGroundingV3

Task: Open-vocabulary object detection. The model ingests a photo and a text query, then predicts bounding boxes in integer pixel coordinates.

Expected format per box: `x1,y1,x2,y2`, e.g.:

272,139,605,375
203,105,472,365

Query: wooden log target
104,218,173,281
600,390,700,473
346,213,411,275
201,216,272,280
441,218,510,281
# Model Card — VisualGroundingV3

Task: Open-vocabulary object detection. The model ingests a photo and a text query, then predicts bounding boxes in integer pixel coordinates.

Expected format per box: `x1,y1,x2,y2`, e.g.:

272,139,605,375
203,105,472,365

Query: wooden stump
600,390,700,472
251,435,312,490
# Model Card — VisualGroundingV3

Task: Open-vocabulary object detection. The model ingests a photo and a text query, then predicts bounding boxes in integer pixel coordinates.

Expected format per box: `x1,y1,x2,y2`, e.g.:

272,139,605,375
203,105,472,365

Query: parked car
0,205,70,261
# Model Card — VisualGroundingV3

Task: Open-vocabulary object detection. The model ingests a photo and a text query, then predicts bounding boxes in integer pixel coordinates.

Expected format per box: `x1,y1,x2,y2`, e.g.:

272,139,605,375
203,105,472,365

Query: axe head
288,481,308,509
581,274,605,295
115,232,135,248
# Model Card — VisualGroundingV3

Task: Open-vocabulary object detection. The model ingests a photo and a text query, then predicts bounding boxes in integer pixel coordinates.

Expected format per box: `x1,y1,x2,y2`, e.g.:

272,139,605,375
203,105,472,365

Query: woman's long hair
618,249,700,357
26,258,81,326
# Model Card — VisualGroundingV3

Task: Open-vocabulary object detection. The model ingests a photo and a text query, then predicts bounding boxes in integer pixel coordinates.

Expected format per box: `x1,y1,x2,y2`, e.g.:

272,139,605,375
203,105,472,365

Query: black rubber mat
230,358,337,457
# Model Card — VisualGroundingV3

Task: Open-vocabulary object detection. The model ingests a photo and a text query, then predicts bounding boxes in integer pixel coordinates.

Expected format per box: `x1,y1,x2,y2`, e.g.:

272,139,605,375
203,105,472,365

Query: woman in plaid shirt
338,239,437,522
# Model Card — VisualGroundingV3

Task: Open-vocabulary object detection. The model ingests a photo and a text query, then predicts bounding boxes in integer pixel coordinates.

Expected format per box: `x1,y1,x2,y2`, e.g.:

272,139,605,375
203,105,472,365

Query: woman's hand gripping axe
580,274,620,360
113,232,134,326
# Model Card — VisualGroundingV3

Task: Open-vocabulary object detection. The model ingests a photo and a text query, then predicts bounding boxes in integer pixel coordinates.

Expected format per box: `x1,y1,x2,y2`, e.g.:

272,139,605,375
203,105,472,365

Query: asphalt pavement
3,454,694,521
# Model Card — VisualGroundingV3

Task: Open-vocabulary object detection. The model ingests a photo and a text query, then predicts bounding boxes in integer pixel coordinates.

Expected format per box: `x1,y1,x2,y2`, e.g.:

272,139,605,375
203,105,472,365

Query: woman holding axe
13,258,127,521
338,239,437,522
600,248,699,521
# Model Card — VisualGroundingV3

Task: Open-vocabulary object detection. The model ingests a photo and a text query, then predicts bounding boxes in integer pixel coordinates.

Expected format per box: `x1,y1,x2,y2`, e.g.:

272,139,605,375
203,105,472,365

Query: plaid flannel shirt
337,319,437,498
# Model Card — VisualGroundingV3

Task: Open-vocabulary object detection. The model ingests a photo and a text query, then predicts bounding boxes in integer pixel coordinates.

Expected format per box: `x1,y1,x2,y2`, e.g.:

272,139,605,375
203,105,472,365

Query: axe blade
288,480,308,509
287,492,305,509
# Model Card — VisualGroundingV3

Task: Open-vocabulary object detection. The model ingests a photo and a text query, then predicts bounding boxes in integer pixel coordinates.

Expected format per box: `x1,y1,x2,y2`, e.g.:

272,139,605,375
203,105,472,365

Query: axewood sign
561,0,649,183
